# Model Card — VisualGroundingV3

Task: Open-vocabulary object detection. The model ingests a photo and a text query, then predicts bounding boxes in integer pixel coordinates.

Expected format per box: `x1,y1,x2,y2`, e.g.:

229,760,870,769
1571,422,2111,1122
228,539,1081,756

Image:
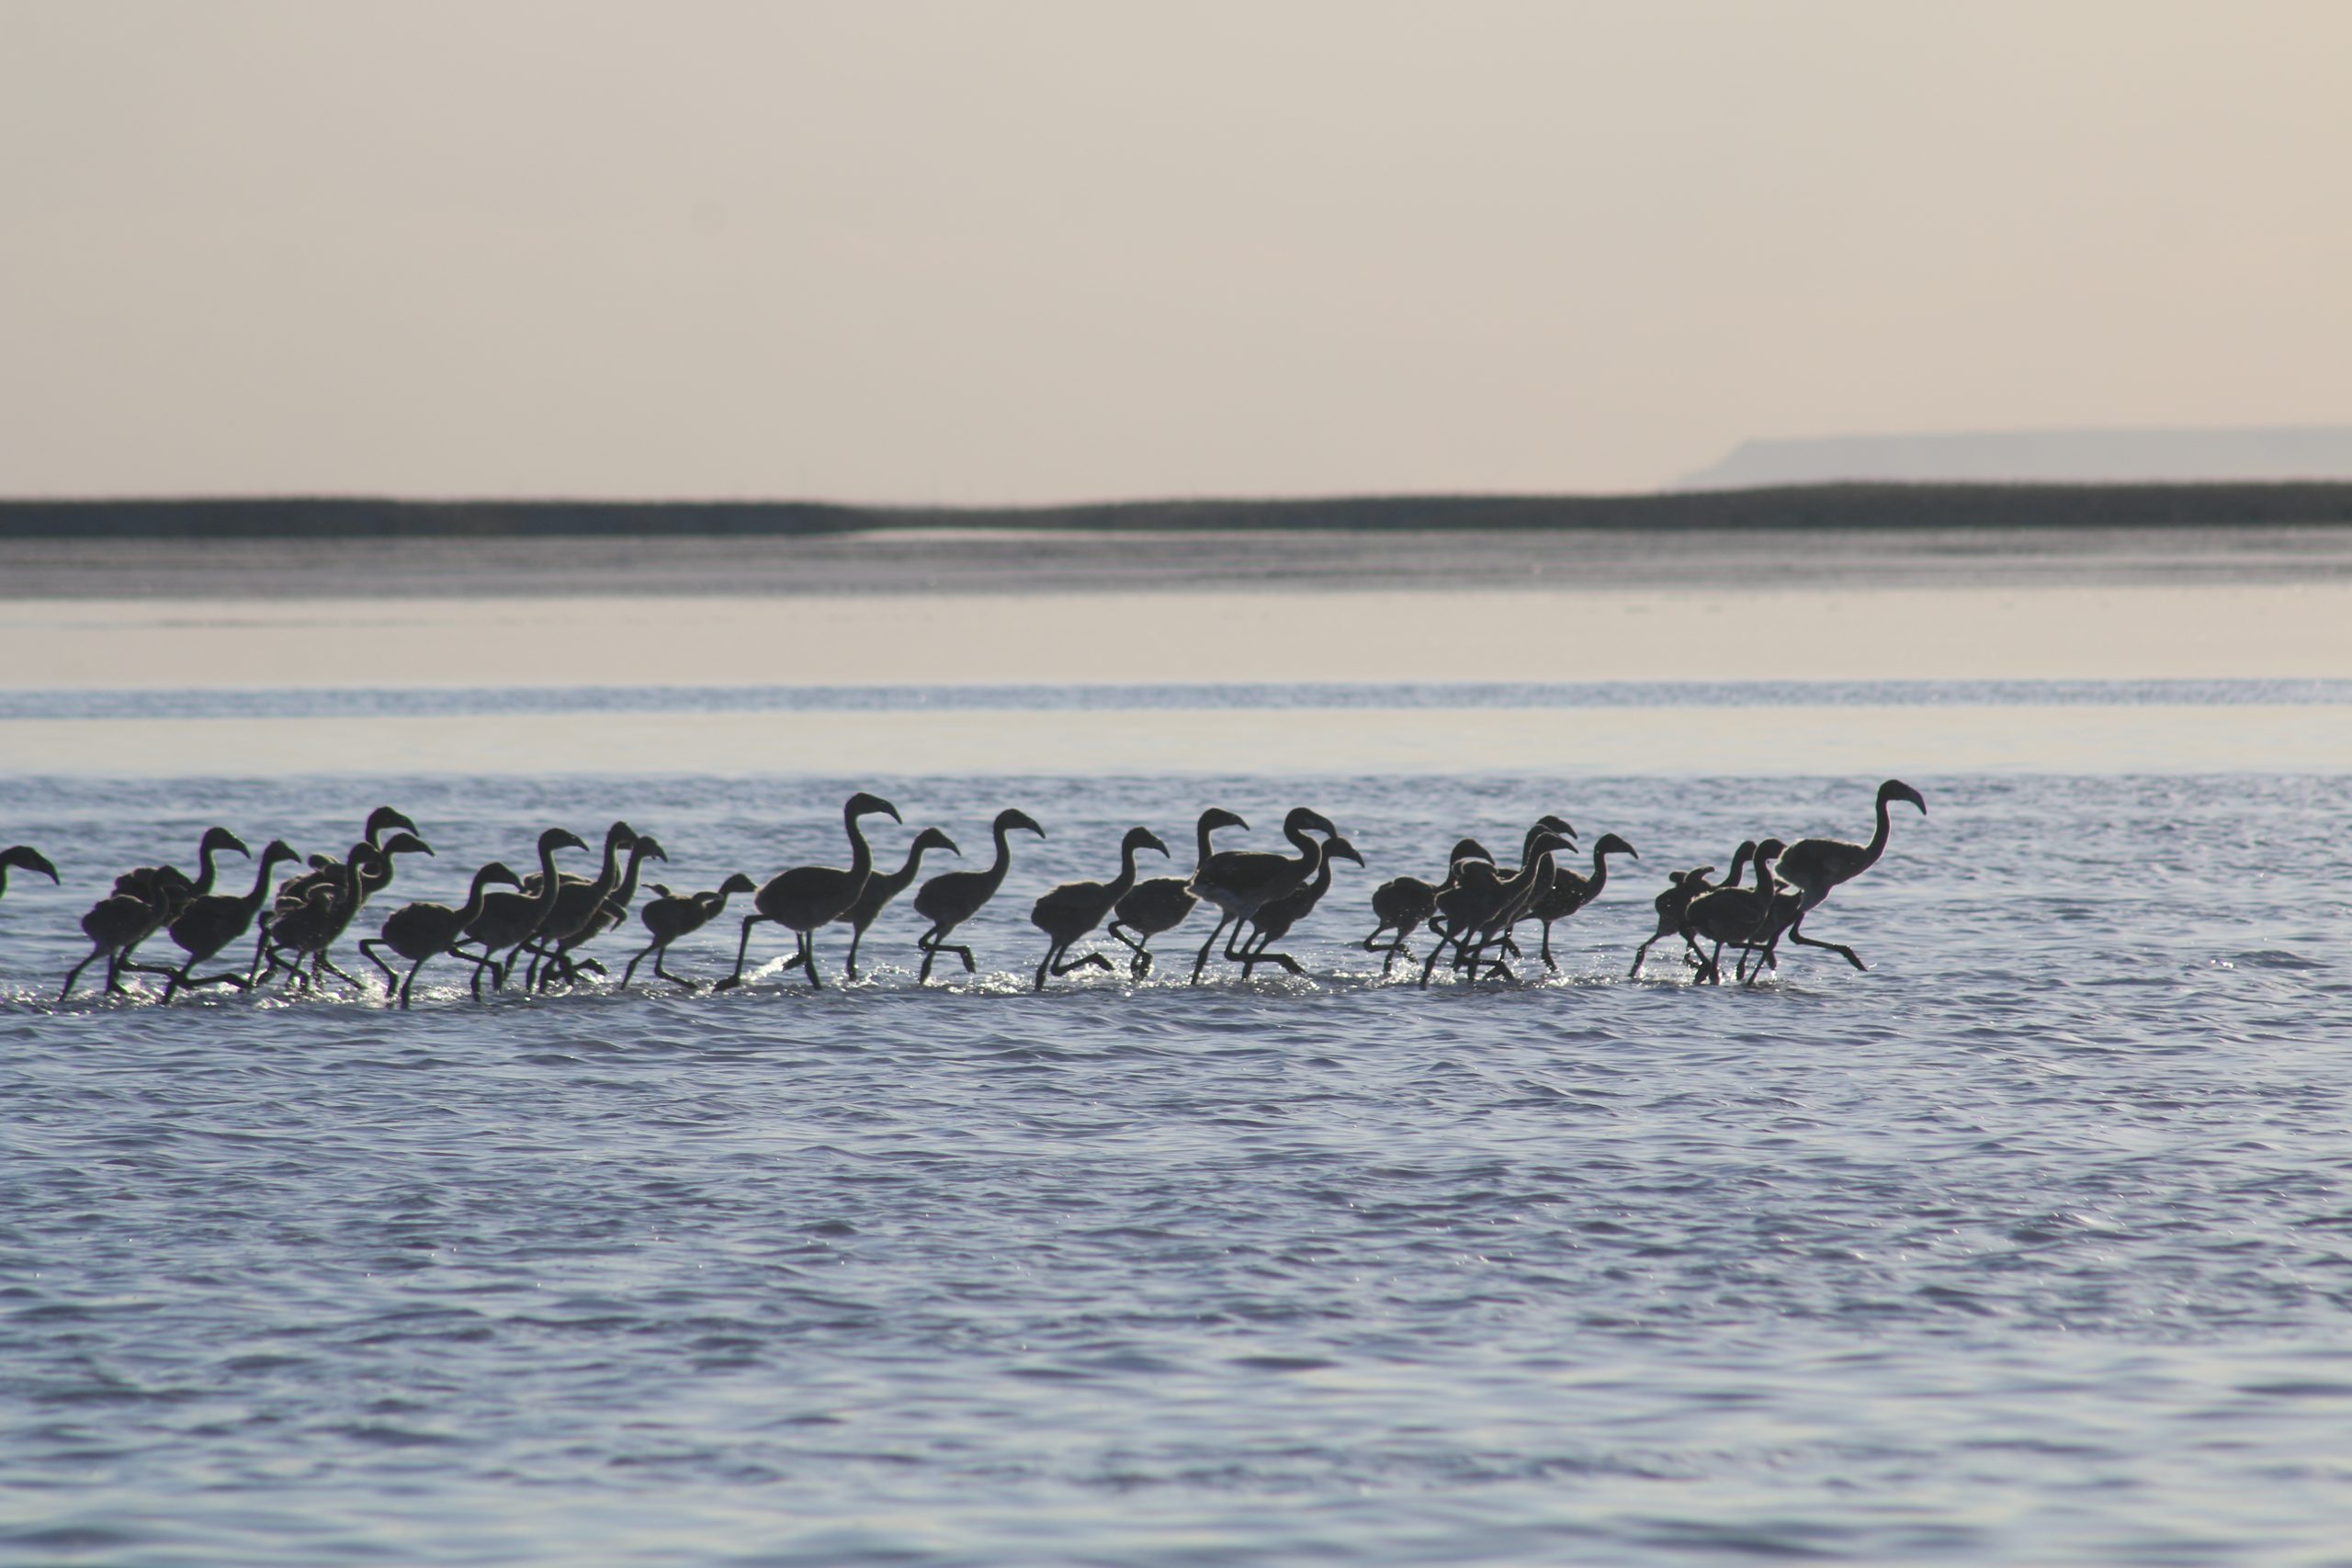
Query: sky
3,0,2348,502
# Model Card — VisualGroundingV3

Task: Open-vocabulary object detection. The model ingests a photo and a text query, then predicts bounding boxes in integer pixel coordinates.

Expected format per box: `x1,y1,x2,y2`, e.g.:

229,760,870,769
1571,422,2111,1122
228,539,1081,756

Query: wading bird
841,826,959,981
1427,829,1571,986
1627,845,1742,979
530,828,668,989
1754,779,1928,976
361,861,526,1008
1681,839,1790,986
1236,836,1363,978
136,839,302,1001
247,806,420,983
519,821,634,989
541,833,667,987
620,873,760,991
910,808,1045,984
1108,807,1247,978
1031,826,1169,991
1520,832,1638,971
1432,818,1570,962
1188,807,1337,983
458,828,589,995
1363,838,1487,978
62,827,247,1000
719,792,902,992
258,831,433,989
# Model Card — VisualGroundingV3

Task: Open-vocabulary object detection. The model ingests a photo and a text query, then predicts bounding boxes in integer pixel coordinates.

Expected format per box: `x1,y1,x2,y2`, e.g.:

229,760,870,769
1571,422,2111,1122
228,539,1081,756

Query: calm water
5,683,2352,1565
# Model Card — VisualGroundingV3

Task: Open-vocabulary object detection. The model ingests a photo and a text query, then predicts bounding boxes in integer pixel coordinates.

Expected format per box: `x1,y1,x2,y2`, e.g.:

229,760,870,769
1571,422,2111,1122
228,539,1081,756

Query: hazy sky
4,1,2348,502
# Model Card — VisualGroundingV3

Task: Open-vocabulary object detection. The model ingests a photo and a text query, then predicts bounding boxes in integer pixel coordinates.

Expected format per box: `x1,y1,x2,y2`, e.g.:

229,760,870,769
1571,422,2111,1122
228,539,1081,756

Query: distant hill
6,483,2352,537
1679,427,2352,490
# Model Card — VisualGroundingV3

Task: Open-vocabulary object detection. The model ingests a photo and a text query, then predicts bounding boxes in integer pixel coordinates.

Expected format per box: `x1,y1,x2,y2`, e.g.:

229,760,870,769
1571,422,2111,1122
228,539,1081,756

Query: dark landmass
8,481,2352,539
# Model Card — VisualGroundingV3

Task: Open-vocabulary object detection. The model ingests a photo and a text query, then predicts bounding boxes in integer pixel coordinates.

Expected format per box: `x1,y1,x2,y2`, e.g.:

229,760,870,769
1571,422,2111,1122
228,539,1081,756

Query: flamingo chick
1031,826,1169,992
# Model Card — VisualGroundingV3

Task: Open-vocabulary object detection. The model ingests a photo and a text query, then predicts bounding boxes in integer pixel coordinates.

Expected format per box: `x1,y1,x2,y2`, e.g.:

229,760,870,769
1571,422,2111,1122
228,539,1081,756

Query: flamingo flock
0,780,1926,1005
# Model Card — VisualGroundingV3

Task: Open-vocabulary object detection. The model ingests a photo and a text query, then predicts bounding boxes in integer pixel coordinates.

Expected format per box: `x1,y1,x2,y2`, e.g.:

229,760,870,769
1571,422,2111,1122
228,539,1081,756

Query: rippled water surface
5,685,2352,1564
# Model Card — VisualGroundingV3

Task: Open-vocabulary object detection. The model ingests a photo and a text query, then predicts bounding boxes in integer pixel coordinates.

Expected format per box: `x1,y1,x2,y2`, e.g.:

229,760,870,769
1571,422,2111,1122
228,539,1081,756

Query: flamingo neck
1860,794,1897,870
530,842,566,914
457,868,506,925
842,809,876,884
190,840,228,898
614,845,654,903
1305,849,1337,901
594,834,627,892
342,842,381,899
238,853,283,910
965,822,1017,899
1108,840,1149,904
897,839,942,882
1282,819,1325,883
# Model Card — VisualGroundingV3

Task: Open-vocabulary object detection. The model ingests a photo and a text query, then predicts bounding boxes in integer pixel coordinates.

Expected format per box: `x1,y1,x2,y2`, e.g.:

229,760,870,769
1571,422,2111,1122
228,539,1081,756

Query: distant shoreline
7,481,2352,538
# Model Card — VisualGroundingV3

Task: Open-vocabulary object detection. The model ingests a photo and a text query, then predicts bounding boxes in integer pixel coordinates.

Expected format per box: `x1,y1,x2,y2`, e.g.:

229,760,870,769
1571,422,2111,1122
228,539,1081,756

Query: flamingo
718,792,902,991
911,808,1046,984
1030,826,1169,991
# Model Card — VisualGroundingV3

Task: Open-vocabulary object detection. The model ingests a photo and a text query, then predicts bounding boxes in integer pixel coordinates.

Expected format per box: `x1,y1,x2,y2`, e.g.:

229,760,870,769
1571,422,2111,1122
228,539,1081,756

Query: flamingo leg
1189,913,1234,984
1240,942,1305,979
921,929,975,983
714,913,769,991
401,953,431,1009
360,940,401,994
1417,932,1454,988
447,944,499,1000
1782,910,1869,971
1106,921,1150,978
